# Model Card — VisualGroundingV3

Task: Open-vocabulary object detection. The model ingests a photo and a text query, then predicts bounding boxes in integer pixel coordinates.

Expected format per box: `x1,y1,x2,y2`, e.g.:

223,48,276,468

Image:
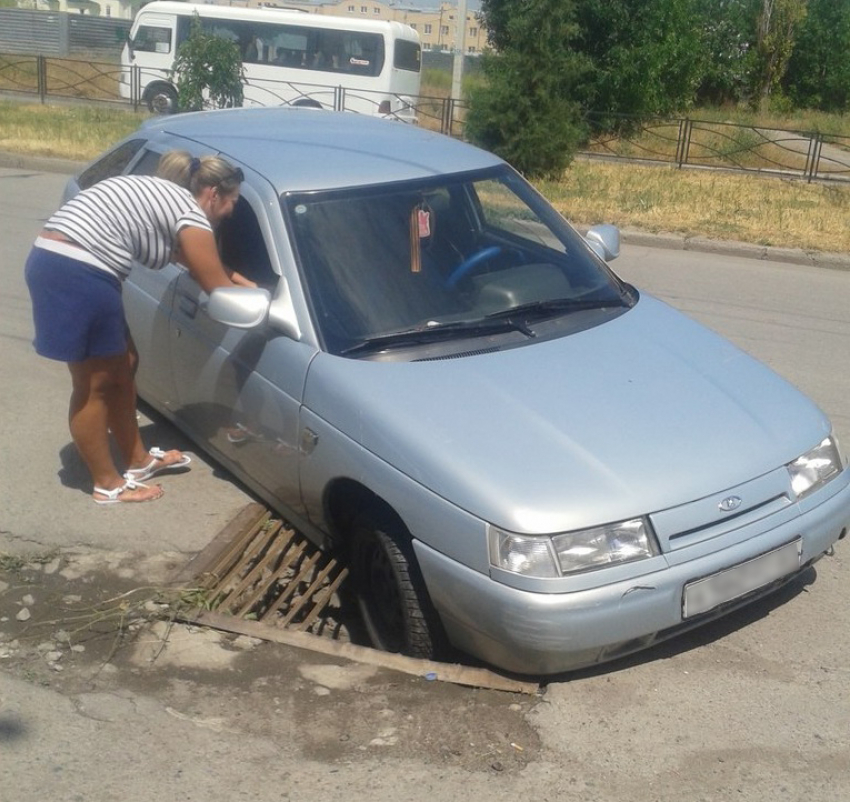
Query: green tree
466,0,588,178
471,0,706,160
569,0,705,129
783,0,850,112
750,0,807,108
171,15,244,113
694,0,756,105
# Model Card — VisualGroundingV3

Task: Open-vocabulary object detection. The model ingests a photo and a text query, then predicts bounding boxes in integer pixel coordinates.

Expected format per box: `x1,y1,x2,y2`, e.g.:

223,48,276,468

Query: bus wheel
145,84,178,115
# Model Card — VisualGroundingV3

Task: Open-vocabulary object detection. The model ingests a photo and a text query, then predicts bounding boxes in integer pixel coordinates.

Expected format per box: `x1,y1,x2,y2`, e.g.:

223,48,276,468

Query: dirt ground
0,548,541,775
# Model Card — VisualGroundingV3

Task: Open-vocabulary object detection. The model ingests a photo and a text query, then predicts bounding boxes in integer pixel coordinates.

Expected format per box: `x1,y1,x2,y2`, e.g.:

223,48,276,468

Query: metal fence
0,9,129,57
585,114,850,184
0,53,470,135
2,49,849,184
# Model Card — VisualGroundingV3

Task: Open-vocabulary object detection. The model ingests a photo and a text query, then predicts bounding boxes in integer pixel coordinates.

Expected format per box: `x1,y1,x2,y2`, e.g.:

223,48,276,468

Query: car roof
140,108,503,193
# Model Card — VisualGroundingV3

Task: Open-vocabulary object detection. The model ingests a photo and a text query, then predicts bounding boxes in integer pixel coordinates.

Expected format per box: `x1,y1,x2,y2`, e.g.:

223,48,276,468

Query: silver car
68,108,850,675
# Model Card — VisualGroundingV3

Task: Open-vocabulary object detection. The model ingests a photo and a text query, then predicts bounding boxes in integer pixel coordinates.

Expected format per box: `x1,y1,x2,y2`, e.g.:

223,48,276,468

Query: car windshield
285,165,632,356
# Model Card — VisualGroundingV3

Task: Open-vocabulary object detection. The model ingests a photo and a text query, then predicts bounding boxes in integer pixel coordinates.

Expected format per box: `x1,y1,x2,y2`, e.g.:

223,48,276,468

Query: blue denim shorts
25,242,126,362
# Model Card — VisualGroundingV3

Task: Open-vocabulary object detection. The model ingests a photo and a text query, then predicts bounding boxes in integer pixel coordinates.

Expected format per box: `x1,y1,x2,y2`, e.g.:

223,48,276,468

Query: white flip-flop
93,478,162,505
123,447,192,483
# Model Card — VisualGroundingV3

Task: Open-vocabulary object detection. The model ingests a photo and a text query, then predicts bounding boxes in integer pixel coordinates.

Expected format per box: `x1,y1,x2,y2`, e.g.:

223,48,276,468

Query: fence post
37,55,47,104
675,118,692,168
441,98,453,137
335,85,344,112
804,133,823,183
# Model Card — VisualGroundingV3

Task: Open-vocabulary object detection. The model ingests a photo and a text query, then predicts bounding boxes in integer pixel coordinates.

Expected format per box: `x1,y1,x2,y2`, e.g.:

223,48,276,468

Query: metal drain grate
187,503,350,639
175,503,540,694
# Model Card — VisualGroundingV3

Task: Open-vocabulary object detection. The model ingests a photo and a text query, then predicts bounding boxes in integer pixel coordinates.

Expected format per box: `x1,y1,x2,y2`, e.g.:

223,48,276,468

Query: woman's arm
177,226,236,292
178,227,259,290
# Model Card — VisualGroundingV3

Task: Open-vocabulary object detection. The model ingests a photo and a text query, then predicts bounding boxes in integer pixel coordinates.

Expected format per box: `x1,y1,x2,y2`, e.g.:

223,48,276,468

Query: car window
217,197,278,289
286,165,629,355
77,138,147,190
130,148,165,176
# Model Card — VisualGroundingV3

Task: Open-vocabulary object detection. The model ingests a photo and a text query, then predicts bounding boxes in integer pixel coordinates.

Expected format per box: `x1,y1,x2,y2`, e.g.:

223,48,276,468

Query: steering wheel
445,245,502,288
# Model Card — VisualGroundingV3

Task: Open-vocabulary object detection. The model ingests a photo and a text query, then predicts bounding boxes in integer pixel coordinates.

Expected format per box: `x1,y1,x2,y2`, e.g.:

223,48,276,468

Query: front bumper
414,469,850,676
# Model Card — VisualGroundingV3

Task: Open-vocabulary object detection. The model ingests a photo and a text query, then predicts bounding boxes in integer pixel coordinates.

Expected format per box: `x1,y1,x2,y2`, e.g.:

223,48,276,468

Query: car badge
719,495,743,513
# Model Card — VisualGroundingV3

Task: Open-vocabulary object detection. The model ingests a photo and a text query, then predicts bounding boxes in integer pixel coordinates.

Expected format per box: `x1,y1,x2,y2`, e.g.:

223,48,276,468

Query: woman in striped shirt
25,151,254,505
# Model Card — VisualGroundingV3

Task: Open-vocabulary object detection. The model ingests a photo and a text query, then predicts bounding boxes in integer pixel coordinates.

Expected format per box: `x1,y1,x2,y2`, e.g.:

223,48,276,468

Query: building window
424,23,432,34
361,5,367,12
410,23,417,29
469,27,478,37
348,4,355,10
440,25,449,36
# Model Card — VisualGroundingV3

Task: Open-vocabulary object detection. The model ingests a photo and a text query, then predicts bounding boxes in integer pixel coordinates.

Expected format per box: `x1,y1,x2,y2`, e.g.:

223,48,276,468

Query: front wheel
350,509,442,659
145,84,178,115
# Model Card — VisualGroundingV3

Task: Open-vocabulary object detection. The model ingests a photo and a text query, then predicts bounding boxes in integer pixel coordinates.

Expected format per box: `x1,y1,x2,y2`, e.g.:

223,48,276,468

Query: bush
171,15,244,112
465,52,587,178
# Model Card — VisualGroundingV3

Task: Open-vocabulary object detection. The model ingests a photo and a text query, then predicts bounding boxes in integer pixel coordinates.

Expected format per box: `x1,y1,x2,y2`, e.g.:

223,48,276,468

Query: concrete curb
4,150,848,271
618,227,850,270
0,150,88,176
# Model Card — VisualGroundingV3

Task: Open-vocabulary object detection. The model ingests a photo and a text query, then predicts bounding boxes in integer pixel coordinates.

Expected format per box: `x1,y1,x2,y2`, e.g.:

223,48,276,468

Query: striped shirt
44,175,213,281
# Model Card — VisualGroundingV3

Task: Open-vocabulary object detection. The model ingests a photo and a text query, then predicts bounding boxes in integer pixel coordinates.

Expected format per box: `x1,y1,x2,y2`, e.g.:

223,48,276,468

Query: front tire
350,509,441,659
145,84,178,115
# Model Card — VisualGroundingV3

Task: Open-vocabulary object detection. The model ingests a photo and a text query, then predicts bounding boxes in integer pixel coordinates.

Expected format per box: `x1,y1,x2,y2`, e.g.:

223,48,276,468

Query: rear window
77,139,146,190
394,39,421,72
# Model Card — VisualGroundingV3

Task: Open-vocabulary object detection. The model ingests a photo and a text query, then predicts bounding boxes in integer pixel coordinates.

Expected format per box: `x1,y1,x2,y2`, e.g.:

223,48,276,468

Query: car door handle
178,294,199,318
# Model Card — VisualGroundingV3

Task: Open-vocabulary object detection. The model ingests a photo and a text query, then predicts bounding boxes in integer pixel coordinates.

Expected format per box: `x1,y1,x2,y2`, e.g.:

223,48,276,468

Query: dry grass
0,101,146,161
0,54,123,101
541,159,850,253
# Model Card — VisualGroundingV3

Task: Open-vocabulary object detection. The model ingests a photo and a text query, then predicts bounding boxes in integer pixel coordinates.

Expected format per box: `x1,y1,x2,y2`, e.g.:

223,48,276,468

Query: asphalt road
0,167,252,558
1,165,849,802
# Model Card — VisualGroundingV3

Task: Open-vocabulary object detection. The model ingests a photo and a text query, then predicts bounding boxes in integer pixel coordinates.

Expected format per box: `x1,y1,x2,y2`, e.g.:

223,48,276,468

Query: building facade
301,1,487,55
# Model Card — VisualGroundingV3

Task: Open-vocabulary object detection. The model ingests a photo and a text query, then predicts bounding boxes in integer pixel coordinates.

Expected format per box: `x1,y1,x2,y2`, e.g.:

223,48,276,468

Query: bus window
394,39,421,72
134,25,172,54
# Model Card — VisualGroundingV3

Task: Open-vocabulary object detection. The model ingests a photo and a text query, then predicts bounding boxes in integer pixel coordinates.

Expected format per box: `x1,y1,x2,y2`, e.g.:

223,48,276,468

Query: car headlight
787,436,843,499
488,517,658,578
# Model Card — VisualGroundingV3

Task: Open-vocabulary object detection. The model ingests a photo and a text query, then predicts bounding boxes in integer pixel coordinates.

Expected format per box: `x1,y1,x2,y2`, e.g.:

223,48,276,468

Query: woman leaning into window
25,151,255,505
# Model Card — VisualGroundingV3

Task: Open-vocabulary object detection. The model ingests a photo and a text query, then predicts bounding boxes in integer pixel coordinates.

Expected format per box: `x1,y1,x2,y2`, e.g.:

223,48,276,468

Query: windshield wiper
485,296,628,324
339,317,534,357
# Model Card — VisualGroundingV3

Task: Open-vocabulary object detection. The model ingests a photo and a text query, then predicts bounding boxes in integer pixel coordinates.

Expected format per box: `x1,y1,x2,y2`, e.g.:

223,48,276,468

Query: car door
118,146,190,409
166,178,311,518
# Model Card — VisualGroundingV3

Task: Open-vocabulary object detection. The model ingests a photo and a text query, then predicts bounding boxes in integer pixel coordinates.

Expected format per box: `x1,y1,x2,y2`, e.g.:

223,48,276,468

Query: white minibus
119,1,421,121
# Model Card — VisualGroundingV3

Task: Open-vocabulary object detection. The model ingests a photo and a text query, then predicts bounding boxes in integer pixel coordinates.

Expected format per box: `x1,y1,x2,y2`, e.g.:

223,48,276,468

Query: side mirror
206,287,271,329
584,224,620,262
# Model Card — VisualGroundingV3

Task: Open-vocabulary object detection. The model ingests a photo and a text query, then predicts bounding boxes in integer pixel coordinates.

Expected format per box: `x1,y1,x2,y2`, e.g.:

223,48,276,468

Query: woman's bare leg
68,355,163,503
108,337,188,474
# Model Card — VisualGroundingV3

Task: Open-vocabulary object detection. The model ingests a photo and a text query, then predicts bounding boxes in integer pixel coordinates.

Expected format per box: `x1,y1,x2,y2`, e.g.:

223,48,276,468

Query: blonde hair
157,150,244,197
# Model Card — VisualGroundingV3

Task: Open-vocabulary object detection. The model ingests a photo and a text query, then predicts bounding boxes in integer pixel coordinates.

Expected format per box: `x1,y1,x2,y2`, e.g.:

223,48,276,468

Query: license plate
682,538,802,619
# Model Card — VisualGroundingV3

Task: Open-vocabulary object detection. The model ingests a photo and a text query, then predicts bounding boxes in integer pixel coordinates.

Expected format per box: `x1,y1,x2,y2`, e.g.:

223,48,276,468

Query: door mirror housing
206,287,271,329
584,224,621,262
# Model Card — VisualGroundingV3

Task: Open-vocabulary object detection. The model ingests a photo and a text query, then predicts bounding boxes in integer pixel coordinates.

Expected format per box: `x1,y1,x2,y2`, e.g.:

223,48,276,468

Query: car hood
303,295,830,533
